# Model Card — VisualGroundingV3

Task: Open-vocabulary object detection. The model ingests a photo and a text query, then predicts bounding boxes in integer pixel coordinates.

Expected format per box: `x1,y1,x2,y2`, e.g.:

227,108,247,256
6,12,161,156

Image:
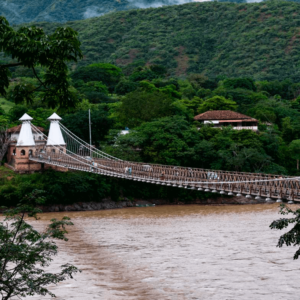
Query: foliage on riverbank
0,167,215,207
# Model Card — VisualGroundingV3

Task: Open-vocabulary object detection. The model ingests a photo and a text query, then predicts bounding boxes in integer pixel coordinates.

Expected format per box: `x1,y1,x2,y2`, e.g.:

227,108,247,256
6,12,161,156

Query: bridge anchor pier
265,197,274,203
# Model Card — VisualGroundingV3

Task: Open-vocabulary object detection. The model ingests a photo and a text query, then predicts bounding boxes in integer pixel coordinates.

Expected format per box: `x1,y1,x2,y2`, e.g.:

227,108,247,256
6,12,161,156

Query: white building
194,110,258,131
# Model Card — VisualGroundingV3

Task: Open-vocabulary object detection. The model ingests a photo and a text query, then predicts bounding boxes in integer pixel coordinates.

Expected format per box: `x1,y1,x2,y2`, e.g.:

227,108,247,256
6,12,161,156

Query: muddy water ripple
24,204,300,300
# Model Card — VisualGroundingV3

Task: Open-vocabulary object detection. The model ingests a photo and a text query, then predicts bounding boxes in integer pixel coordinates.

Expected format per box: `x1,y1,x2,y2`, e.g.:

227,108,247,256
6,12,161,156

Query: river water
25,204,300,300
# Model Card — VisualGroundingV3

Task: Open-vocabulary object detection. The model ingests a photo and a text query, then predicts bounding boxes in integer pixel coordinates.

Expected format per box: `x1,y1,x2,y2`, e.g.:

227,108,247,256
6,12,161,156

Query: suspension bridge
3,113,300,204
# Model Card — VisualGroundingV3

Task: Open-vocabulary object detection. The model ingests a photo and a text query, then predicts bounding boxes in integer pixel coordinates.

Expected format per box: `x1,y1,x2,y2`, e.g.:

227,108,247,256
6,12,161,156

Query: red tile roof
7,125,45,133
194,110,257,122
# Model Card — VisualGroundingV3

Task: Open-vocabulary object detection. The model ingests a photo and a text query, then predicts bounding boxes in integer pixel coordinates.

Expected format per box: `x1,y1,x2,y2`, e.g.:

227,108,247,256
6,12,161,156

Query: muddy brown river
24,204,300,300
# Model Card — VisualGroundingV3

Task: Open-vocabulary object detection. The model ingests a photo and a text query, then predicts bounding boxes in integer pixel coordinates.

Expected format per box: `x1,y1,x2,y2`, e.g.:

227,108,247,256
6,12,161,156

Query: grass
0,166,15,180
0,98,14,113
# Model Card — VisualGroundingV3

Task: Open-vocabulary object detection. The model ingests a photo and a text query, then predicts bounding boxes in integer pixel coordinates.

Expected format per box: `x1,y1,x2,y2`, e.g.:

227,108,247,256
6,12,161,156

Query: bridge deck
29,153,300,202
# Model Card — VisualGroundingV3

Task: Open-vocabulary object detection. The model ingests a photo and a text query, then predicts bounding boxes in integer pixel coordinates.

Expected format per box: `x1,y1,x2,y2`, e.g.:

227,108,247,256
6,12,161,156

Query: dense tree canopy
289,139,300,170
197,96,238,113
117,90,175,128
71,63,123,92
62,106,114,146
0,17,82,109
116,116,199,165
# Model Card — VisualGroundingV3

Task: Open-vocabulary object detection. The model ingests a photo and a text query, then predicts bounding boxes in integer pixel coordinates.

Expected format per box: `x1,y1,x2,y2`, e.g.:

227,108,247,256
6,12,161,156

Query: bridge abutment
5,113,68,174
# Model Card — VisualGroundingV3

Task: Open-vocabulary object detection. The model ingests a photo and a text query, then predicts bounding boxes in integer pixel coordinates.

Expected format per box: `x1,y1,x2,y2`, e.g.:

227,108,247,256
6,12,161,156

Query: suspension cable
31,124,114,171
59,122,123,161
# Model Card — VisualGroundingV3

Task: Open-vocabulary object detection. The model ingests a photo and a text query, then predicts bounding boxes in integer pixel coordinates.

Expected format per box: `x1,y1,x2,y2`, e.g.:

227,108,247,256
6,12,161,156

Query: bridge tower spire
17,113,35,146
47,113,66,146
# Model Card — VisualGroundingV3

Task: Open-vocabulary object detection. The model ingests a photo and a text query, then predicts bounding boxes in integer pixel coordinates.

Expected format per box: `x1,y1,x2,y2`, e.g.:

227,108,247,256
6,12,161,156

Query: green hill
60,1,300,81
4,1,300,81
2,0,300,25
0,0,134,24
0,0,199,24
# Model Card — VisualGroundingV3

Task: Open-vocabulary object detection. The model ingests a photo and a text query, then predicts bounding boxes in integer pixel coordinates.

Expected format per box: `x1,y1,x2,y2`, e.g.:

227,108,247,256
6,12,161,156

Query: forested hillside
0,0,133,24
0,0,197,24
1,0,300,25
25,1,300,81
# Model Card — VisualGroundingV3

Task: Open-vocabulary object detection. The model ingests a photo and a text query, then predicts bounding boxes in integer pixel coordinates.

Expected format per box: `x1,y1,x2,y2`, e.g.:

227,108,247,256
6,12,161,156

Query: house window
60,148,63,152
29,150,33,156
13,149,16,155
52,149,55,153
39,136,42,140
20,150,25,156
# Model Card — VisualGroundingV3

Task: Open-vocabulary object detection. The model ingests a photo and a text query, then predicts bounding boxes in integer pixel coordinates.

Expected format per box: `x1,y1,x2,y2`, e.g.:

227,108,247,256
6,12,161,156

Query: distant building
194,110,258,131
120,130,130,135
7,124,45,142
120,127,130,135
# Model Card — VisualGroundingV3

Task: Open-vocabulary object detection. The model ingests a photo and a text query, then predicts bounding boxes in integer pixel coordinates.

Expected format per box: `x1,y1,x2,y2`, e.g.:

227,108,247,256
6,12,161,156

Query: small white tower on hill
47,113,66,146
17,113,35,146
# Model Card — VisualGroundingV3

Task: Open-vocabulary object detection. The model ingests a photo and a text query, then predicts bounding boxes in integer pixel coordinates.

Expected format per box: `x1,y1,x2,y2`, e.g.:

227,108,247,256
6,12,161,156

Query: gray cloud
127,0,264,8
83,6,104,19
127,0,196,9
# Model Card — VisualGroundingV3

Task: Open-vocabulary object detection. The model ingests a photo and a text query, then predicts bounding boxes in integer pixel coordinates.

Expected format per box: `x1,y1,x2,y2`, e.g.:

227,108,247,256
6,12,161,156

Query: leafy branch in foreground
270,204,300,260
0,190,80,300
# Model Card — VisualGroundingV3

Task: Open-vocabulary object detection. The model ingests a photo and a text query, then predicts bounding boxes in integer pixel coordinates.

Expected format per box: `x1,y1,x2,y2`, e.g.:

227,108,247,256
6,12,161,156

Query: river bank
0,167,276,212
39,195,269,212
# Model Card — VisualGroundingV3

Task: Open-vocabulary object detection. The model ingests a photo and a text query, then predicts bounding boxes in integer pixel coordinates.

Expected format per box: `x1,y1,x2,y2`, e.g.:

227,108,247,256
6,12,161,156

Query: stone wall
193,195,267,205
40,195,268,212
44,164,68,172
145,195,266,206
40,198,135,212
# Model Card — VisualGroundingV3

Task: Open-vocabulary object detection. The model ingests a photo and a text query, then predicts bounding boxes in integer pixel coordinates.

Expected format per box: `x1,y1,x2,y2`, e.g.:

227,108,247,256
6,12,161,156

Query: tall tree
197,96,238,113
0,17,82,109
117,90,175,128
289,139,300,170
115,116,199,165
62,106,114,146
71,63,123,92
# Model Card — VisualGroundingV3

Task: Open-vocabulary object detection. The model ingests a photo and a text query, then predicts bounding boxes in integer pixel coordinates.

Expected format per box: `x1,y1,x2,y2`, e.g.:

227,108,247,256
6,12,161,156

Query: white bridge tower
47,113,66,153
